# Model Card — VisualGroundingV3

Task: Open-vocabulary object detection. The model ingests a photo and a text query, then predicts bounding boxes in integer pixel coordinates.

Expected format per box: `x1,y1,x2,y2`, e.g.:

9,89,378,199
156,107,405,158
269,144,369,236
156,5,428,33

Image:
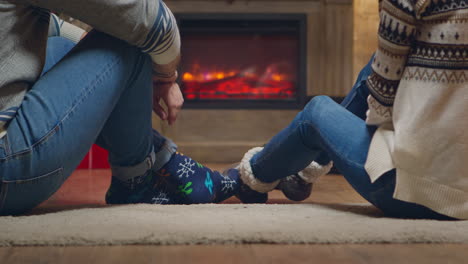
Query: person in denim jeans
0,32,244,215
234,56,455,220
233,0,468,220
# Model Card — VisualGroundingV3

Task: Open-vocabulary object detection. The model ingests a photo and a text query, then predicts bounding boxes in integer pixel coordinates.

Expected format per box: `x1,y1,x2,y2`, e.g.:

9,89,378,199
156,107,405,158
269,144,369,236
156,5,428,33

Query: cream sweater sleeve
365,0,418,126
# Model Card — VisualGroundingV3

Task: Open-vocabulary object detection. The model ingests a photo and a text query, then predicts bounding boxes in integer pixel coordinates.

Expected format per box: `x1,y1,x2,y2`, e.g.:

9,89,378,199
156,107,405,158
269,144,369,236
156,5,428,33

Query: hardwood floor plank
2,244,468,264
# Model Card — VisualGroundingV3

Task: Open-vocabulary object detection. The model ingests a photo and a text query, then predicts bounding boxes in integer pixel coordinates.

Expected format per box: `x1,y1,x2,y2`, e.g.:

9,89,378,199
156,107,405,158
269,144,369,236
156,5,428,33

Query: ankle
110,151,156,188
238,147,280,193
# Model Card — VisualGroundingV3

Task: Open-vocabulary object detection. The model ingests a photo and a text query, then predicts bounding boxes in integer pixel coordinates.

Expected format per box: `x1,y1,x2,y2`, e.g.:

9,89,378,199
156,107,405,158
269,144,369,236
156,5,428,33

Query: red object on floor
77,144,110,169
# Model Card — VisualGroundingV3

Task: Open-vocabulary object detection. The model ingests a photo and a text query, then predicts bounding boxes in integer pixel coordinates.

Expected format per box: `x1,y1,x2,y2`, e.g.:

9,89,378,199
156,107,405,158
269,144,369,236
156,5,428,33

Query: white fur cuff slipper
297,160,333,183
238,147,280,193
238,147,334,193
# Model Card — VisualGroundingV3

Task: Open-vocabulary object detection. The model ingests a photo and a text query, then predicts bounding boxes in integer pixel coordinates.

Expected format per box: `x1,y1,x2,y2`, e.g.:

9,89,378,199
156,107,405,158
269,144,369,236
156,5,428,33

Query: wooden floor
1,165,467,264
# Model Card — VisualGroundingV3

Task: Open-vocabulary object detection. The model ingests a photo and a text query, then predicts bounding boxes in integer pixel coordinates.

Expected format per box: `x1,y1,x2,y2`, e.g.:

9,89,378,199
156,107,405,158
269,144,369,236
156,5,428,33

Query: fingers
164,83,184,125
153,102,168,121
153,92,168,120
153,69,184,125
153,83,183,124
167,103,182,125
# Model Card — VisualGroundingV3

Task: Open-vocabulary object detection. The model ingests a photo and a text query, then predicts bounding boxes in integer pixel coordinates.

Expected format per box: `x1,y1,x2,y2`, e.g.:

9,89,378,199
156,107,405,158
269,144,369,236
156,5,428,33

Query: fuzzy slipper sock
276,161,333,201
238,147,280,193
238,147,333,194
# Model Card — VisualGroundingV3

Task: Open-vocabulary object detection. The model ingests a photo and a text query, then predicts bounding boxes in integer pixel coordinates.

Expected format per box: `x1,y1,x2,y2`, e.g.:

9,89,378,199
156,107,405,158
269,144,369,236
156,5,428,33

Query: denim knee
299,96,334,122
80,31,151,76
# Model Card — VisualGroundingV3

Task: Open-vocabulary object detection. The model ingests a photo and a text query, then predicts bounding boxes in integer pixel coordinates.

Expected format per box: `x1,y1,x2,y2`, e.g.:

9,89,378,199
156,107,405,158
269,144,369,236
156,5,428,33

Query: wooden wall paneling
352,0,379,79
306,6,323,97
318,1,353,96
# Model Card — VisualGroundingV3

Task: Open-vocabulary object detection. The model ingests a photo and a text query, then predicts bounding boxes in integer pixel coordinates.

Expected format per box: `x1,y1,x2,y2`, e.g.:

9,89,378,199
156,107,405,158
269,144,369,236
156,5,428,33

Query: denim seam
0,56,122,161
1,167,63,184
3,134,11,156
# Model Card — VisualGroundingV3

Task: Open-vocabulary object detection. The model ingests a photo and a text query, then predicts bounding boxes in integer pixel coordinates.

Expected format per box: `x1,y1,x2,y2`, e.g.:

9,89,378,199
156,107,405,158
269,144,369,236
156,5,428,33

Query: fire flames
181,64,296,100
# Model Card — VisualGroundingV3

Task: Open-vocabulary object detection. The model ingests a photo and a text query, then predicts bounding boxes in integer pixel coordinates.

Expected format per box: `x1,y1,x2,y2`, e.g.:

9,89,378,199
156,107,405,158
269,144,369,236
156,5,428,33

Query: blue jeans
0,32,176,215
251,58,453,220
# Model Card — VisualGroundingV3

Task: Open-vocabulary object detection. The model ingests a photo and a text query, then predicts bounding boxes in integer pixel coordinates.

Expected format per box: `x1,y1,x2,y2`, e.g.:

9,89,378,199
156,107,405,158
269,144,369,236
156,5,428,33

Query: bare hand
153,79,184,125
152,55,182,125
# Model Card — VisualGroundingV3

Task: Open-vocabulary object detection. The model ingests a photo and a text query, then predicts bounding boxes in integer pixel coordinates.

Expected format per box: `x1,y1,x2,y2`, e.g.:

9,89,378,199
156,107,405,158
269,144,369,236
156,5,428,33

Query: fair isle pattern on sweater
365,0,468,122
403,68,468,82
366,0,418,108
364,0,468,219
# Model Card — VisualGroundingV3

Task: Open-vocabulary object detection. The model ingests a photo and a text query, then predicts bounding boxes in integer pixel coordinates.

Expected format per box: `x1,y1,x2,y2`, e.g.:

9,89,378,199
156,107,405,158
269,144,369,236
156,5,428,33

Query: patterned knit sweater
0,0,180,138
364,0,468,219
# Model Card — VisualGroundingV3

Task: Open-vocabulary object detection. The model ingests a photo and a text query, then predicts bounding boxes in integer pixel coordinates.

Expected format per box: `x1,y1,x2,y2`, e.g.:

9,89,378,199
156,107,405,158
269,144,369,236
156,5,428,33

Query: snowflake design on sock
125,174,148,190
220,174,237,193
177,158,196,178
151,191,170,204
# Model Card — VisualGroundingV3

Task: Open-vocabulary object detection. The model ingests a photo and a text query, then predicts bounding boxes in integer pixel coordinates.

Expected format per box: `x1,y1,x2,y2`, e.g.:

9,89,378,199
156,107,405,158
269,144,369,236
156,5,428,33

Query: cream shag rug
1,203,467,246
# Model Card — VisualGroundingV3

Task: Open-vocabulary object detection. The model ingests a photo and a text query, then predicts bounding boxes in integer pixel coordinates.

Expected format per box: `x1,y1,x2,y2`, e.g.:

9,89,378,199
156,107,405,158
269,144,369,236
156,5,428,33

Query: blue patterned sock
154,152,240,204
105,170,180,205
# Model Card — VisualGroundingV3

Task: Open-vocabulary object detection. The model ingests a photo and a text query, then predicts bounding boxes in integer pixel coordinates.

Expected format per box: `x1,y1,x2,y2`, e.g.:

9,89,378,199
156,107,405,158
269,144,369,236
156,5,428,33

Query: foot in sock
222,164,268,204
154,152,240,204
107,152,241,205
238,147,333,202
106,170,180,205
276,174,313,202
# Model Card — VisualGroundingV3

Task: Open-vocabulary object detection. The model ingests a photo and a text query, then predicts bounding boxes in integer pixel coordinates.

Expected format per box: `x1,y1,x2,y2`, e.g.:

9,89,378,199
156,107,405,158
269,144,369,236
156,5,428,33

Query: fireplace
158,0,353,163
178,14,307,109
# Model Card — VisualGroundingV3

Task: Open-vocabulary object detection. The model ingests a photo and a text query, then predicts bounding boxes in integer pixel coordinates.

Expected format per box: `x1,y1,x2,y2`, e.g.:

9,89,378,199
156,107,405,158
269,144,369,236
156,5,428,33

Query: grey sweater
0,0,180,137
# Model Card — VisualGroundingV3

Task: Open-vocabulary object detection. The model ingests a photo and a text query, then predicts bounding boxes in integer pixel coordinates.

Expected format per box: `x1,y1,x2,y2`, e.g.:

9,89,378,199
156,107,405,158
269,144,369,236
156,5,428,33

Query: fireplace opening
177,14,307,109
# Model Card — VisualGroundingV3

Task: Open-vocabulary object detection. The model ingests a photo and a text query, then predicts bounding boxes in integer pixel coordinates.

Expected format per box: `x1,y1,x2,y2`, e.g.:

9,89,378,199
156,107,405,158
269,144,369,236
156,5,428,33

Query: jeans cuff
152,138,177,172
111,149,156,181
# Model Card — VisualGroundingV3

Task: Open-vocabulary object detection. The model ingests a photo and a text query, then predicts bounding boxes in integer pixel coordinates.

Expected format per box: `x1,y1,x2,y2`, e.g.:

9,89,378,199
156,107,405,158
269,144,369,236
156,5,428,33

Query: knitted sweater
0,0,180,138
364,0,468,219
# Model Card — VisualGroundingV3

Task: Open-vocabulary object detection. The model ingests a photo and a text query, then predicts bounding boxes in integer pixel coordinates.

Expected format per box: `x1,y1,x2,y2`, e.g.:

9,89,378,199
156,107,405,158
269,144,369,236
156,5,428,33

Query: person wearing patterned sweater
234,0,468,219
0,0,243,215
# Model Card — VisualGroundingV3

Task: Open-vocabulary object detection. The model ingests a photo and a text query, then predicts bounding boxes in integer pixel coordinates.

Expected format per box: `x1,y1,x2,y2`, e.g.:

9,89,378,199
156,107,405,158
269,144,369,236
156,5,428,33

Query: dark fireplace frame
176,13,308,109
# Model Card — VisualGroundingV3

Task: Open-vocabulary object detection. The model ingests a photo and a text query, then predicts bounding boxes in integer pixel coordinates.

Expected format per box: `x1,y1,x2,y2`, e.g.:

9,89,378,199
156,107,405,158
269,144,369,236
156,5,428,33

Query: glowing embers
181,62,296,100
176,15,306,105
